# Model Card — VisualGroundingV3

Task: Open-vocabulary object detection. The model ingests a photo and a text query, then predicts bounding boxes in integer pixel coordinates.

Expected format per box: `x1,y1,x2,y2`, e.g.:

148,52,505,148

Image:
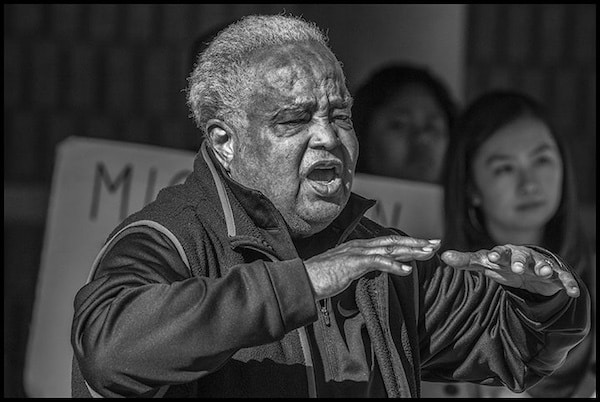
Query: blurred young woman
440,90,595,398
352,63,457,183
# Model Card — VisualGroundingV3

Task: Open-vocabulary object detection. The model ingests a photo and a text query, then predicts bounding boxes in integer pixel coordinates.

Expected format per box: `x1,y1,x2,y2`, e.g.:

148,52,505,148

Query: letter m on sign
89,163,132,221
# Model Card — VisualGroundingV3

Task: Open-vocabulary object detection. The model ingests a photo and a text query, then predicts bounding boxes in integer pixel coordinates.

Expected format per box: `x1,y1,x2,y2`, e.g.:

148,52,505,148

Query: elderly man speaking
71,14,589,398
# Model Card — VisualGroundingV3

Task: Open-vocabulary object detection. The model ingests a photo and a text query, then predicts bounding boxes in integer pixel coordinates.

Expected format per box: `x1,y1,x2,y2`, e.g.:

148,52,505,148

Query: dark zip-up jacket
71,141,590,397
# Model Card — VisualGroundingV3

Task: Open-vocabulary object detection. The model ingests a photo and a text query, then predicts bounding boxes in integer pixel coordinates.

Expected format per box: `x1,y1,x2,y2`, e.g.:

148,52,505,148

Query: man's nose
309,121,340,150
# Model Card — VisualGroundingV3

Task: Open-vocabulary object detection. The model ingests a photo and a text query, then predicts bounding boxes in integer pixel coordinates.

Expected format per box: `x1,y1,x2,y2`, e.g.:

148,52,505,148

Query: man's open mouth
305,160,343,197
307,160,342,181
307,167,337,182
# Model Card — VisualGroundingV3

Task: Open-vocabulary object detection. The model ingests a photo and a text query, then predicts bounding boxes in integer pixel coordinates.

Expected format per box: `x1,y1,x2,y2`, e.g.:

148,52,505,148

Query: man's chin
284,206,344,238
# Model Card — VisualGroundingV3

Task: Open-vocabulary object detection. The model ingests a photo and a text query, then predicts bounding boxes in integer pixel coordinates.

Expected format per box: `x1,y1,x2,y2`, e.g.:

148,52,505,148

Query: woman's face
471,116,563,241
363,83,449,183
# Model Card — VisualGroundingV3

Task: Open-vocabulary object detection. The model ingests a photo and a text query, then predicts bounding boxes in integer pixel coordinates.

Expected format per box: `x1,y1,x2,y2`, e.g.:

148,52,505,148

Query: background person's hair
352,63,457,174
441,90,591,278
186,14,331,136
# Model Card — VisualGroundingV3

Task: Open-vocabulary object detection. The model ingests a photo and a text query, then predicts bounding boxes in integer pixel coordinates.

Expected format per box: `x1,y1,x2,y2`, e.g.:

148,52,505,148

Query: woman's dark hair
441,90,591,278
352,63,458,174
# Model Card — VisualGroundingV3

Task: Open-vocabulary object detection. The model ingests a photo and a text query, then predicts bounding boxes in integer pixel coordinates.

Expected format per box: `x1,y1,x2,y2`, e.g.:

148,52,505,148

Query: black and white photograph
4,4,595,398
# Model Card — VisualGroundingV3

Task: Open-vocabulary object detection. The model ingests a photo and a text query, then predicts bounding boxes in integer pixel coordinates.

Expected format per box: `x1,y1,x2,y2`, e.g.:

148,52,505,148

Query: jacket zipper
317,214,366,328
319,299,331,326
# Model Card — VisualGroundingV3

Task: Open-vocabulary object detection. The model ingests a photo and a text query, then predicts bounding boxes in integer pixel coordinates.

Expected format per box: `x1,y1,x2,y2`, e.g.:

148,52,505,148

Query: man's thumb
440,250,470,268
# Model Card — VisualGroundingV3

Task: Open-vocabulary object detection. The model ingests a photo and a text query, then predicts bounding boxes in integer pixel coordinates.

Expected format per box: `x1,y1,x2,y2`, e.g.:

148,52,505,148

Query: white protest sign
353,173,443,240
25,137,195,397
24,137,443,397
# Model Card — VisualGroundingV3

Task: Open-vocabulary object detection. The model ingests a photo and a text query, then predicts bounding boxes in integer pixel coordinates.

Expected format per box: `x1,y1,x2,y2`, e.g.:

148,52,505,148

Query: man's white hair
186,14,331,135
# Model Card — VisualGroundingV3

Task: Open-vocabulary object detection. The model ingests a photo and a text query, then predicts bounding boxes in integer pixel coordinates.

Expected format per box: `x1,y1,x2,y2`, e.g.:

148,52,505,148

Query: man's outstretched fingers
440,250,470,268
533,258,554,278
368,244,433,258
488,246,512,266
366,235,436,248
558,270,581,298
509,248,528,274
368,254,413,276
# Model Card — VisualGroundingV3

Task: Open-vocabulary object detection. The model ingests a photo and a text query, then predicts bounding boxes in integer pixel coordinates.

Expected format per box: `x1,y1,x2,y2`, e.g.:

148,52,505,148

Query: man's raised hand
304,235,440,301
441,244,580,298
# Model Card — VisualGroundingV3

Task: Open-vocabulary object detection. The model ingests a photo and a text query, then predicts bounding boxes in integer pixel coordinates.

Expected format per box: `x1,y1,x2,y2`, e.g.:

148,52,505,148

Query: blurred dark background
4,4,595,397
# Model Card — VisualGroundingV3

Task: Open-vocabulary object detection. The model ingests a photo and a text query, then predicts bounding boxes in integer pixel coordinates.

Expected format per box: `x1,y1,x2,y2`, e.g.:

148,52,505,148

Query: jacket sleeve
71,226,317,397
526,253,596,397
417,248,591,393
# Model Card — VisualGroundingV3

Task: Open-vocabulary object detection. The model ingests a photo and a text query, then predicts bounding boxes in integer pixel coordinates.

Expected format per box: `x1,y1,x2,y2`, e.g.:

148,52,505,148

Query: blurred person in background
353,63,458,183
440,90,596,398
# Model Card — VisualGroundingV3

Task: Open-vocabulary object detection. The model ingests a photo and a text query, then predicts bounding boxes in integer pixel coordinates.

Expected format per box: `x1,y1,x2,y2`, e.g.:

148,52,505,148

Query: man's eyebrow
289,100,317,111
270,96,353,121
270,101,316,121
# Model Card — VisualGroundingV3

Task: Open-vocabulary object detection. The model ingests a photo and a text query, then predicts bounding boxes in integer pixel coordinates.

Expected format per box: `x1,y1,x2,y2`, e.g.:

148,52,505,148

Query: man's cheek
241,132,271,164
342,134,359,167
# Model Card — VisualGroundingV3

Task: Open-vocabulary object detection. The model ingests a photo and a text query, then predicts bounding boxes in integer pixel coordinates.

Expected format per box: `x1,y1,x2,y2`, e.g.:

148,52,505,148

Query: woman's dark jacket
71,141,591,397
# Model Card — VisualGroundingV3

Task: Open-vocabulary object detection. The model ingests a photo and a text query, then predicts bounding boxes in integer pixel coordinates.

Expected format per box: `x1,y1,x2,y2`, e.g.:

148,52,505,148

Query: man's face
229,41,358,238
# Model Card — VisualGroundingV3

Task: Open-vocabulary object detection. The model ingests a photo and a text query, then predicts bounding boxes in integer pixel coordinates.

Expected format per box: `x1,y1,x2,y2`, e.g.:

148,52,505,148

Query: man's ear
205,119,235,171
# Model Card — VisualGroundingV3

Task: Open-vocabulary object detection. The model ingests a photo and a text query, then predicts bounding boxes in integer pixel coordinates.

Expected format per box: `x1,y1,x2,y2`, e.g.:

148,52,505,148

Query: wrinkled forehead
249,41,350,101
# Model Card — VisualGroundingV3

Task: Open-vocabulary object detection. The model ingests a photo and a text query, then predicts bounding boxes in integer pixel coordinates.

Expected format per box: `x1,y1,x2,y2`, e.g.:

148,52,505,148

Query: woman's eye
535,155,553,165
493,165,514,176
